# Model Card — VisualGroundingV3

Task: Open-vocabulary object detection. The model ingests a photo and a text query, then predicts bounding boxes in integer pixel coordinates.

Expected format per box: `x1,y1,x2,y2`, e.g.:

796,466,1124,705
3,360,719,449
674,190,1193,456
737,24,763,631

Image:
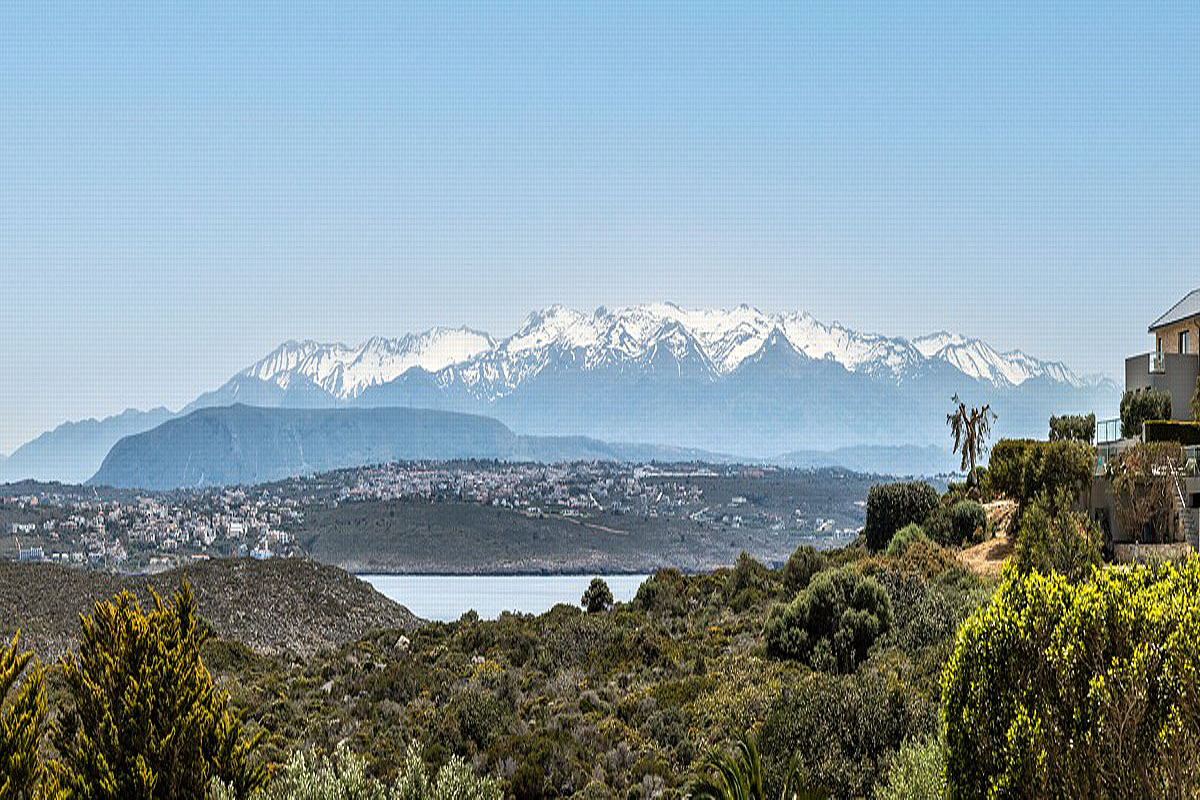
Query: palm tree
687,732,820,800
947,395,996,487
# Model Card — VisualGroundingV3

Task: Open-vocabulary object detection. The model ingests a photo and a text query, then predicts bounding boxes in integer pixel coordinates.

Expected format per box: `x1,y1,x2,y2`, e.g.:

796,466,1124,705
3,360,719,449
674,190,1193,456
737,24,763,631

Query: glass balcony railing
1095,417,1122,444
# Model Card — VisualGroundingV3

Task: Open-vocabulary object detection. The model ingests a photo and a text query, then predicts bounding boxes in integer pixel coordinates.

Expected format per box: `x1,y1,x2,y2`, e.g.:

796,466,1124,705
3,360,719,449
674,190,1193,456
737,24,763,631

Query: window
1181,330,1191,354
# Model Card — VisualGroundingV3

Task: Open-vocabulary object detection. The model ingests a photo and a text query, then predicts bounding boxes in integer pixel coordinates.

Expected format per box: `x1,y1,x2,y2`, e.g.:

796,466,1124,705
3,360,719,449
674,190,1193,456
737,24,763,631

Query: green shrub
1,632,47,799
921,506,953,548
877,735,947,800
924,501,987,548
864,482,941,553
1048,413,1095,444
986,439,1092,513
783,545,827,593
942,562,1200,799
581,578,614,614
1142,419,1200,446
724,552,771,611
632,569,686,616
759,670,936,800
1120,387,1172,438
885,524,931,558
54,584,267,800
1013,490,1101,583
764,566,893,673
949,501,987,545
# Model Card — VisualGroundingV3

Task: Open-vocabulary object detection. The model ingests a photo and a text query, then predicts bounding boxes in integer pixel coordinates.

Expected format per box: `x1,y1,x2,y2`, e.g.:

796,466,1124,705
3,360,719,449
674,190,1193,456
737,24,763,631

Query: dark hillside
0,557,418,658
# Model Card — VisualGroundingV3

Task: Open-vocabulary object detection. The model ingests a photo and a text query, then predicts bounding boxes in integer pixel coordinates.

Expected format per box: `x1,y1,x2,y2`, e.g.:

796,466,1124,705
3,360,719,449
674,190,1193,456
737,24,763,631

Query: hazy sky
1,1,1198,453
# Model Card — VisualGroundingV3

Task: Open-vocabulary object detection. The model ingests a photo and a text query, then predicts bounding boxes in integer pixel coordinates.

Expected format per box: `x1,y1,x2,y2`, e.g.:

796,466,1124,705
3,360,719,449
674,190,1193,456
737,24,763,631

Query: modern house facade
1090,289,1200,557
1123,288,1200,421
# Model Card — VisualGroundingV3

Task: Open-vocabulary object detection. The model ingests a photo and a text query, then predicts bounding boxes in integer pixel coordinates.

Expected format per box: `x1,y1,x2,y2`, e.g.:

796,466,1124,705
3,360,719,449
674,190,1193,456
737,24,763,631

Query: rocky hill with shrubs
0,557,419,658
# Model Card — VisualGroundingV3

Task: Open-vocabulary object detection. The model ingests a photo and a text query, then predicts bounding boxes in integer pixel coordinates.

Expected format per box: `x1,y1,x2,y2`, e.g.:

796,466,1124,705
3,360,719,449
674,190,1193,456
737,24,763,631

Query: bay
360,573,650,622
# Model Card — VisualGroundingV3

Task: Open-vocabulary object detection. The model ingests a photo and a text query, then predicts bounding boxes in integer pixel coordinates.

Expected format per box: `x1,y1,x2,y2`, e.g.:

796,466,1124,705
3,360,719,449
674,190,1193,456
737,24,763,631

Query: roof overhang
1149,288,1200,332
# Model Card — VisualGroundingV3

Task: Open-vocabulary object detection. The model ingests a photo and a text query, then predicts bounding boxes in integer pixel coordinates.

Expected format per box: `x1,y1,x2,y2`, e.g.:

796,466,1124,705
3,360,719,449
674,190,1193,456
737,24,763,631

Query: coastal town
0,461,869,573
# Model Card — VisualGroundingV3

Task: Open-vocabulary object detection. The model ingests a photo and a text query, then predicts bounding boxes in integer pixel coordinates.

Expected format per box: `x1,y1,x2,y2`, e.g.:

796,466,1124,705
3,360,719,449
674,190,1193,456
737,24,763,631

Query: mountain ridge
231,304,1110,400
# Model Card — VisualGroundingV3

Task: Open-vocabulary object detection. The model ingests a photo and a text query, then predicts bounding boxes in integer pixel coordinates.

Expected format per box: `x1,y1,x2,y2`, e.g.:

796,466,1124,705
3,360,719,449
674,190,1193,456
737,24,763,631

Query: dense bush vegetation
782,545,826,593
877,736,946,800
208,745,503,800
764,566,893,673
1121,387,1172,438
31,452,1186,800
185,540,987,797
924,500,987,548
1013,490,1101,582
759,669,937,799
864,482,940,552
944,561,1200,798
986,439,1092,515
884,523,930,558
1048,413,1095,443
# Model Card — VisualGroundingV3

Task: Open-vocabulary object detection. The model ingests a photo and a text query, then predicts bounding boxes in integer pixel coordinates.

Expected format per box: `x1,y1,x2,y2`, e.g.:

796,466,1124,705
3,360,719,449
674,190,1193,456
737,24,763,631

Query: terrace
1087,289,1200,553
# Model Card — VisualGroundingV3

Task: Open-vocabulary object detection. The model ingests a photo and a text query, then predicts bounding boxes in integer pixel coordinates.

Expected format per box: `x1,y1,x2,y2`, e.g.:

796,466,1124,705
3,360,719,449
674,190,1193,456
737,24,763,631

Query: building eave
1149,288,1200,332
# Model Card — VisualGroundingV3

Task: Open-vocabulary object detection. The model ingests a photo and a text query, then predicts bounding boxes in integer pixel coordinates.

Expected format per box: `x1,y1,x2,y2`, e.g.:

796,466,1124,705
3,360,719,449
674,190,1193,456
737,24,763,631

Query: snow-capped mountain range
242,303,1101,400
0,303,1118,485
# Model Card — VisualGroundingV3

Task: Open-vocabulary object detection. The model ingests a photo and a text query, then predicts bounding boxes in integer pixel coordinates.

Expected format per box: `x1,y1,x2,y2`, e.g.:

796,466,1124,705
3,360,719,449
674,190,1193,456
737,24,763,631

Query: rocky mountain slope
0,557,420,659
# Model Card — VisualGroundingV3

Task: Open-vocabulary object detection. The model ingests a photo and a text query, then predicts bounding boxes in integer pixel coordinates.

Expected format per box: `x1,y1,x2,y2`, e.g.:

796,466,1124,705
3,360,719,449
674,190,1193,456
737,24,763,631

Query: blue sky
1,1,1198,452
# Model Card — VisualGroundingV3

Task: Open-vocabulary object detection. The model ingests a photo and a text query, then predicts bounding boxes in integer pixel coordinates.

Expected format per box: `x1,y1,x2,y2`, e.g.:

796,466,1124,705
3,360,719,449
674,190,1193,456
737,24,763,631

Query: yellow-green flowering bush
54,585,267,800
942,560,1200,799
1,632,48,800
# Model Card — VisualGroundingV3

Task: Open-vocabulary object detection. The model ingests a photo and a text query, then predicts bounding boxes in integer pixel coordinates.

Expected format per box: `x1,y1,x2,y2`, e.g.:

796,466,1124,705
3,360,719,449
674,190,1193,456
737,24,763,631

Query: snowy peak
239,304,1097,400
913,332,1084,388
245,328,494,398
912,331,967,358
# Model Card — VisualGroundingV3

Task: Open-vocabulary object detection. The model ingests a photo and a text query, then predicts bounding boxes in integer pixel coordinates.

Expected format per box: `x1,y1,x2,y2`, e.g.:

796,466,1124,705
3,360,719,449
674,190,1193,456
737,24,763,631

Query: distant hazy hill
0,558,419,658
91,405,522,490
89,404,744,490
774,445,956,477
0,407,174,485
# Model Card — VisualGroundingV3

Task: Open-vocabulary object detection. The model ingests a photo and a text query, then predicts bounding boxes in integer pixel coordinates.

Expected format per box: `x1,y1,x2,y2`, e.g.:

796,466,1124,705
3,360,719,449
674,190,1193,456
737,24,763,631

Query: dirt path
956,500,1018,579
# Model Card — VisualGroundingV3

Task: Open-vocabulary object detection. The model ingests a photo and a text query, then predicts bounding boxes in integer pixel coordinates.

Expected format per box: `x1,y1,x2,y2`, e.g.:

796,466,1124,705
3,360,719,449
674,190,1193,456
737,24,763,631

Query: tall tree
947,395,995,487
